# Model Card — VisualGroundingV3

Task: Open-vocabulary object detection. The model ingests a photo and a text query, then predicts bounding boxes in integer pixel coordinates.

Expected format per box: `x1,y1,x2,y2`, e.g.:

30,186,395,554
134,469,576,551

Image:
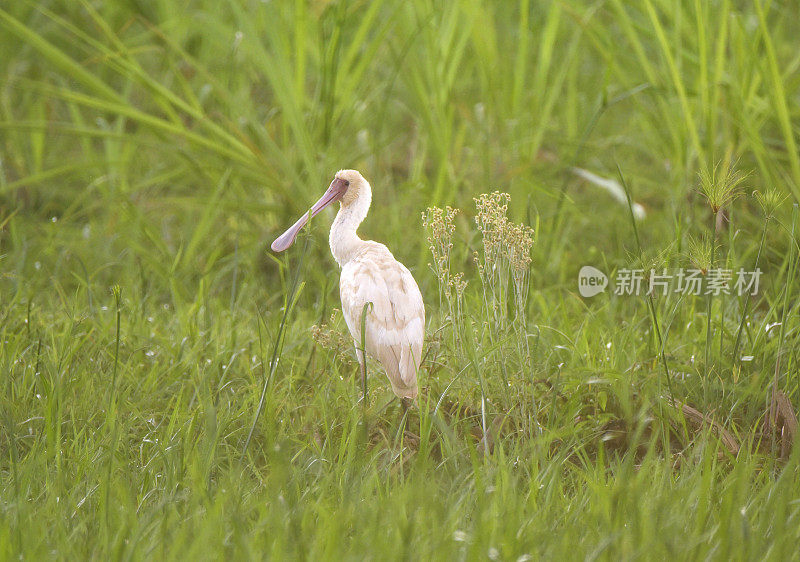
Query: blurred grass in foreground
1,0,800,558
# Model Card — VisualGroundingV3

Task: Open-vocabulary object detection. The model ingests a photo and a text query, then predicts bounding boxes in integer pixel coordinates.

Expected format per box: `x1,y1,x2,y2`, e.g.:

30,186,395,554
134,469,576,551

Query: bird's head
334,169,371,209
271,169,371,252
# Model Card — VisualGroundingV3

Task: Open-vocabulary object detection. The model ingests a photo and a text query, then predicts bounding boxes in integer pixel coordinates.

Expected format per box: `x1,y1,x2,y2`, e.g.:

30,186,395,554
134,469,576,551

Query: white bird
271,170,425,401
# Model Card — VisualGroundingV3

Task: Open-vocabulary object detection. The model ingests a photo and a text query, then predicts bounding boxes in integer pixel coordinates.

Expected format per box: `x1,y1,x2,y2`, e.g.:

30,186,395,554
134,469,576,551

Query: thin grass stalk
463,314,489,457
359,301,373,406
242,227,309,458
703,226,718,404
103,285,122,532
718,203,738,360
643,0,705,169
794,208,800,413
1,390,22,552
108,286,122,410
732,213,768,368
617,165,675,447
771,204,798,442
753,0,800,202
698,157,747,402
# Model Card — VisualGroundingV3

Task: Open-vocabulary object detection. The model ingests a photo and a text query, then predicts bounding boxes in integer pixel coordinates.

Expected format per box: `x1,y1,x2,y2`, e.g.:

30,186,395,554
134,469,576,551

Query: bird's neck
330,199,369,267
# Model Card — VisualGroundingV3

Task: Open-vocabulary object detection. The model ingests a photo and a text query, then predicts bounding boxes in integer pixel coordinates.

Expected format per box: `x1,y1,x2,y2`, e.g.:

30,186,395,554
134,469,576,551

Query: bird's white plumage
340,241,425,399
327,170,425,400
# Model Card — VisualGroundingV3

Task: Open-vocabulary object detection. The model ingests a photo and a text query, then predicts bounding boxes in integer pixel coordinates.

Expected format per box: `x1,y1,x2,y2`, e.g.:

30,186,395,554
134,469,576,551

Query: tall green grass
2,0,800,558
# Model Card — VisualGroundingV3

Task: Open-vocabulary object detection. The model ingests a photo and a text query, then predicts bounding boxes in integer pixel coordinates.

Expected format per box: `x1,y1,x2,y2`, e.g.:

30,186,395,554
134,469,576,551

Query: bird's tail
393,344,419,400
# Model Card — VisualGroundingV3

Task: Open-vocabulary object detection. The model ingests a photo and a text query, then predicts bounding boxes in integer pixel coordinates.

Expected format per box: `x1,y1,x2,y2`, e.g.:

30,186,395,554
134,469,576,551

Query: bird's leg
394,398,410,445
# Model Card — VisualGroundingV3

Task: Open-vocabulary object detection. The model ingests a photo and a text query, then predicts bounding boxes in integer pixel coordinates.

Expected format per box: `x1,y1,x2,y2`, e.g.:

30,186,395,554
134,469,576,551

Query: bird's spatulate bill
271,178,349,252
270,213,310,253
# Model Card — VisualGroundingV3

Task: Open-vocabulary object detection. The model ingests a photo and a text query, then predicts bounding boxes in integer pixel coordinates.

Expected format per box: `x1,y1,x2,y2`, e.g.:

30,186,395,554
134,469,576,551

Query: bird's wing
340,245,425,388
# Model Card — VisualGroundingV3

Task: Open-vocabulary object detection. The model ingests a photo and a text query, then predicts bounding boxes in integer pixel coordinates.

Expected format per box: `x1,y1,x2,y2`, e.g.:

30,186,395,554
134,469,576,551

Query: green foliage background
1,0,800,558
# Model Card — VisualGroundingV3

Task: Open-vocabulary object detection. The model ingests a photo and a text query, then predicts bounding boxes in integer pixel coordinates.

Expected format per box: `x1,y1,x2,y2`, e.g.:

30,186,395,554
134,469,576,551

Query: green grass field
2,0,800,559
